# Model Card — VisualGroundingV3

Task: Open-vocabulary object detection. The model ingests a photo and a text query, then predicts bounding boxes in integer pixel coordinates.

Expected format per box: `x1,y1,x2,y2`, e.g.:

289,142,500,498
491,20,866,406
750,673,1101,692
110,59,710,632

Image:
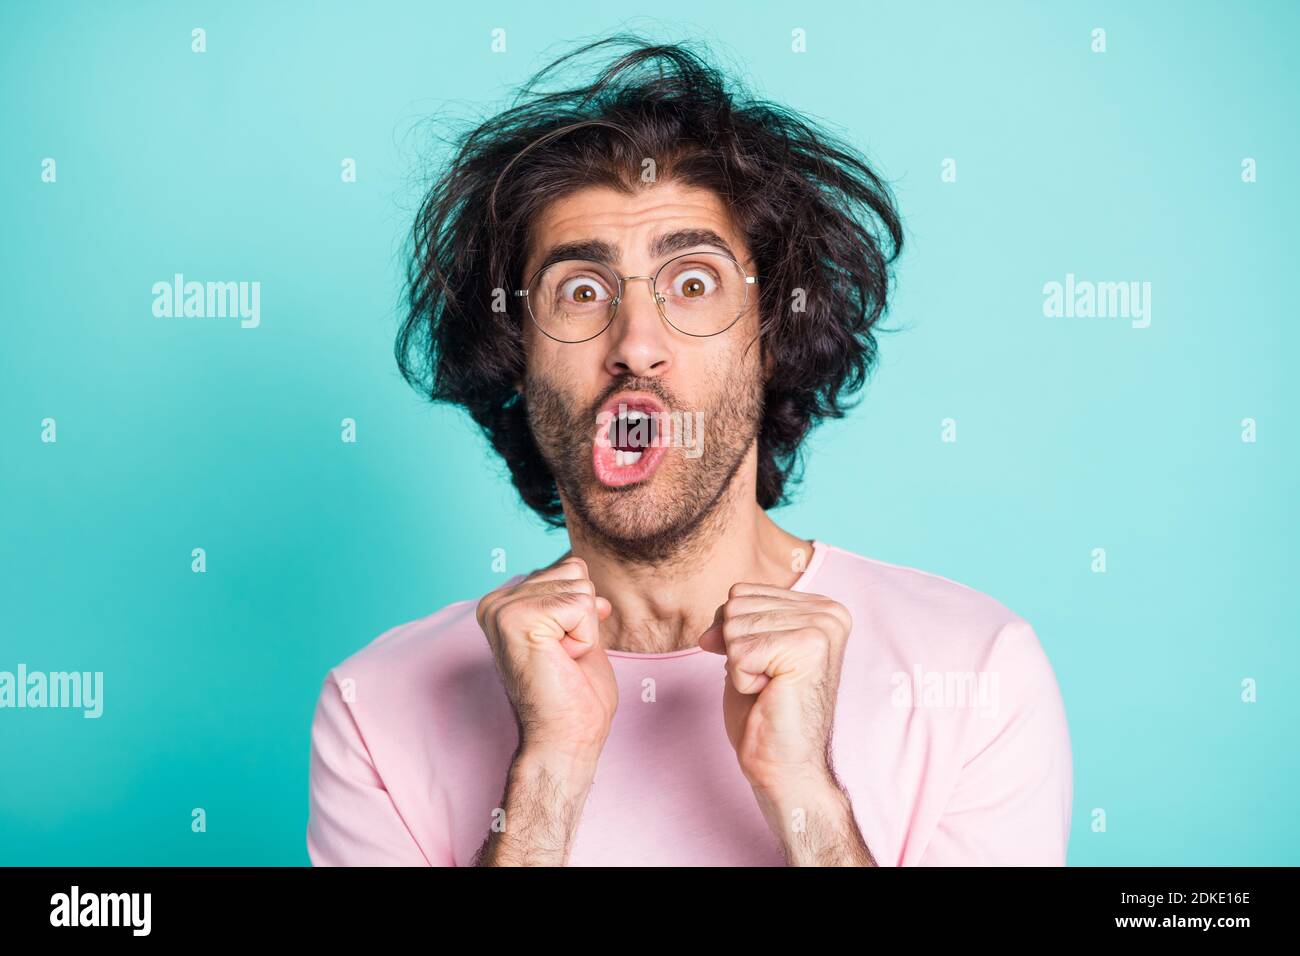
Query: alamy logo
890,667,1000,718
50,886,151,936
152,273,261,328
1042,273,1151,328
595,404,706,459
0,664,103,718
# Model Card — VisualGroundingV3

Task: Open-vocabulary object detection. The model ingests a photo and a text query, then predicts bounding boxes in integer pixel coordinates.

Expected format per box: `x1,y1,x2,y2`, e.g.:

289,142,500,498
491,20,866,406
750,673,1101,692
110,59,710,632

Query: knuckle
809,623,833,645
480,597,507,631
554,555,588,578
825,599,850,625
495,602,524,632
812,610,839,634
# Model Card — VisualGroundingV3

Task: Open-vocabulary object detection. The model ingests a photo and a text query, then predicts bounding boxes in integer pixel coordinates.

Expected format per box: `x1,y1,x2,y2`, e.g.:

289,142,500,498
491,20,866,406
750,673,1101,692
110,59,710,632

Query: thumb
698,602,726,654
698,622,725,654
596,596,612,620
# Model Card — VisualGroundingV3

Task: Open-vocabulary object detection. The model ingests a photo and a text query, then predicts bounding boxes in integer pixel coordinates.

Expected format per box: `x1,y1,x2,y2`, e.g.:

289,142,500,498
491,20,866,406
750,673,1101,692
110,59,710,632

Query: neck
560,449,813,654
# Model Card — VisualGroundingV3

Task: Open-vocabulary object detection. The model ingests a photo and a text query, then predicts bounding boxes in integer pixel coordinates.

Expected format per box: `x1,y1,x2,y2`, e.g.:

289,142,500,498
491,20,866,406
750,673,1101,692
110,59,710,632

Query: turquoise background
1,0,1296,865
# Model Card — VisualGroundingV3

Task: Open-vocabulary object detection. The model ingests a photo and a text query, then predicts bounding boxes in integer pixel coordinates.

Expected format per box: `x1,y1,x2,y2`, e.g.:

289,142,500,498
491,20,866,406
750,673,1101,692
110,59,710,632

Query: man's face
518,180,766,562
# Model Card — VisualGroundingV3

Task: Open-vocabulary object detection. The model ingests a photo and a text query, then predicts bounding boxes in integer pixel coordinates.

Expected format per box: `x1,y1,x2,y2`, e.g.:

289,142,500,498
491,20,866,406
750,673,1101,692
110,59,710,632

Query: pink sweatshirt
307,540,1073,866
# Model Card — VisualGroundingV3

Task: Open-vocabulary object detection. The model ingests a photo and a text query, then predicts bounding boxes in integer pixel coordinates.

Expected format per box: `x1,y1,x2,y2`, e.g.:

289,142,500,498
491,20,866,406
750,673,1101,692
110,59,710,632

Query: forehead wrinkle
537,229,736,276
524,187,746,277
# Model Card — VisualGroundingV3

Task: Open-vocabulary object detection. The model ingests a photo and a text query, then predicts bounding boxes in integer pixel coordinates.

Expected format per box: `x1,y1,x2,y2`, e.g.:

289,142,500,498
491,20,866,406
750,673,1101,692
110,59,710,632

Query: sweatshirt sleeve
306,672,442,866
917,617,1074,866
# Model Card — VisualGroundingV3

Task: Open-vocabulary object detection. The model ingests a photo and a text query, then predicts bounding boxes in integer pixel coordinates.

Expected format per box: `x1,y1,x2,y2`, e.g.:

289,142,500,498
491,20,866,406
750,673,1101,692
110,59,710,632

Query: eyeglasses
514,251,756,344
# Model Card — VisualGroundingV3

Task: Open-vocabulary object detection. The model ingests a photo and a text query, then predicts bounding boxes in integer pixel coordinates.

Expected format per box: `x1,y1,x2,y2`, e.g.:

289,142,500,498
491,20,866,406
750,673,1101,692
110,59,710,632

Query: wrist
752,769,843,819
512,744,602,791
747,760,837,801
754,773,852,849
753,775,876,867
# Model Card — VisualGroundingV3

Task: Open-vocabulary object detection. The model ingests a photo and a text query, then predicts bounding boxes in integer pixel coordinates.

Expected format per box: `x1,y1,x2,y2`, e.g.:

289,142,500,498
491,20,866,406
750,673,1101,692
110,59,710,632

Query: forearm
753,774,877,867
473,748,599,866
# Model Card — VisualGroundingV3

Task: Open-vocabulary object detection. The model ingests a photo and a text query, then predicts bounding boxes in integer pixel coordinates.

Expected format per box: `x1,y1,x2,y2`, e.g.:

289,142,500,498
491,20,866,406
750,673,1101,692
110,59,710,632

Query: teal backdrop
2,0,1296,865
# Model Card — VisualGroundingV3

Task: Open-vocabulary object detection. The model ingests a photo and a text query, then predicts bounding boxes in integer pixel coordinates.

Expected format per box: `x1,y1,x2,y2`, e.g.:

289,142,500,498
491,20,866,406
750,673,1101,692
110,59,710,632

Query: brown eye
558,275,610,307
671,267,717,300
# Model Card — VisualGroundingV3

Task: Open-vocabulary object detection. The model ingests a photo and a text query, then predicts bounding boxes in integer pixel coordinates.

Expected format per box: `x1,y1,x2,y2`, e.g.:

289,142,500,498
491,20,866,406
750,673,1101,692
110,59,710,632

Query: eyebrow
533,229,737,273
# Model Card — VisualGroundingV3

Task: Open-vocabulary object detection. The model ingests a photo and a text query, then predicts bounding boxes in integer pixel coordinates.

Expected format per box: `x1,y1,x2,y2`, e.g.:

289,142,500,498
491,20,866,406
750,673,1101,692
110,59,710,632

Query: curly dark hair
397,35,903,528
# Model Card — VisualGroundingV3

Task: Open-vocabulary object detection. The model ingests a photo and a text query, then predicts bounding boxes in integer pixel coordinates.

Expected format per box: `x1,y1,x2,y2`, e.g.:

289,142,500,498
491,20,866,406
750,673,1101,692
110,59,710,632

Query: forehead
524,180,746,271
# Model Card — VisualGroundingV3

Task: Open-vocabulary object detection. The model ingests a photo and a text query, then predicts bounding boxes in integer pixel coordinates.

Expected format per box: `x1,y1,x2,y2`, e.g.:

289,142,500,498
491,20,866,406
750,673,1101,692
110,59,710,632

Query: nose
603,275,673,378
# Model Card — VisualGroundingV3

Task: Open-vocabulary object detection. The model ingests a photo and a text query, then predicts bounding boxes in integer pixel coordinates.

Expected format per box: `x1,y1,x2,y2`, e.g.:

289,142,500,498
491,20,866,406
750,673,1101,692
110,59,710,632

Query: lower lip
593,420,670,488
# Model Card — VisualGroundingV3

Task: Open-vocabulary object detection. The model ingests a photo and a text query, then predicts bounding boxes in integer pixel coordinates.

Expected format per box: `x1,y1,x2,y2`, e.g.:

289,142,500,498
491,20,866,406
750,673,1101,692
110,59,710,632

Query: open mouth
592,394,672,488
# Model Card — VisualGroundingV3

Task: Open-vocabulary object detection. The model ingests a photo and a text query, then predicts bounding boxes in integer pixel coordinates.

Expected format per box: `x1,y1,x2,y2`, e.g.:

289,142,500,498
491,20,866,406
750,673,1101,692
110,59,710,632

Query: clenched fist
698,583,852,792
476,555,617,760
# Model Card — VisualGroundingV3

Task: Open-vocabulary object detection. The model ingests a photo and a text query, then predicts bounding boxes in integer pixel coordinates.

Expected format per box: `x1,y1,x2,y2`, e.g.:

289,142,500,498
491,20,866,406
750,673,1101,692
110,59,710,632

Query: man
307,37,1072,866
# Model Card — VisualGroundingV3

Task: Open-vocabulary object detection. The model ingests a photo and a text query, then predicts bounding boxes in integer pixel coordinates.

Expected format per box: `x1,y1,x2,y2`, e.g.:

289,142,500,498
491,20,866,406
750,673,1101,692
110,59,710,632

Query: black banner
0,866,1282,940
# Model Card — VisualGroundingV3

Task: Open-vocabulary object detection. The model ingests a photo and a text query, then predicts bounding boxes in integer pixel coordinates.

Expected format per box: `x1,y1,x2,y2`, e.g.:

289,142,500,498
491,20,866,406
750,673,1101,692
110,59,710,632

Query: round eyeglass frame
513,251,757,344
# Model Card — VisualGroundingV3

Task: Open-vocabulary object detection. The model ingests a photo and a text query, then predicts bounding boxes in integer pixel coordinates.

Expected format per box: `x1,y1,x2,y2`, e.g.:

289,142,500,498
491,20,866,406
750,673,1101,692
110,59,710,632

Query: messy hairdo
397,35,903,528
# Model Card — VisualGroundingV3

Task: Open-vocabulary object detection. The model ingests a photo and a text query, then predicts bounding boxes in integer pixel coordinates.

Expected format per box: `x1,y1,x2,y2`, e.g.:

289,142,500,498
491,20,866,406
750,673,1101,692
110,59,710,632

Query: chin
577,480,696,545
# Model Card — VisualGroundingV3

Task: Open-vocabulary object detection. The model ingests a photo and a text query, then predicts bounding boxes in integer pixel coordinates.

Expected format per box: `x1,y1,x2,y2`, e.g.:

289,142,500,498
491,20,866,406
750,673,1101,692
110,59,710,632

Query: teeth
614,450,644,467
623,410,648,422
